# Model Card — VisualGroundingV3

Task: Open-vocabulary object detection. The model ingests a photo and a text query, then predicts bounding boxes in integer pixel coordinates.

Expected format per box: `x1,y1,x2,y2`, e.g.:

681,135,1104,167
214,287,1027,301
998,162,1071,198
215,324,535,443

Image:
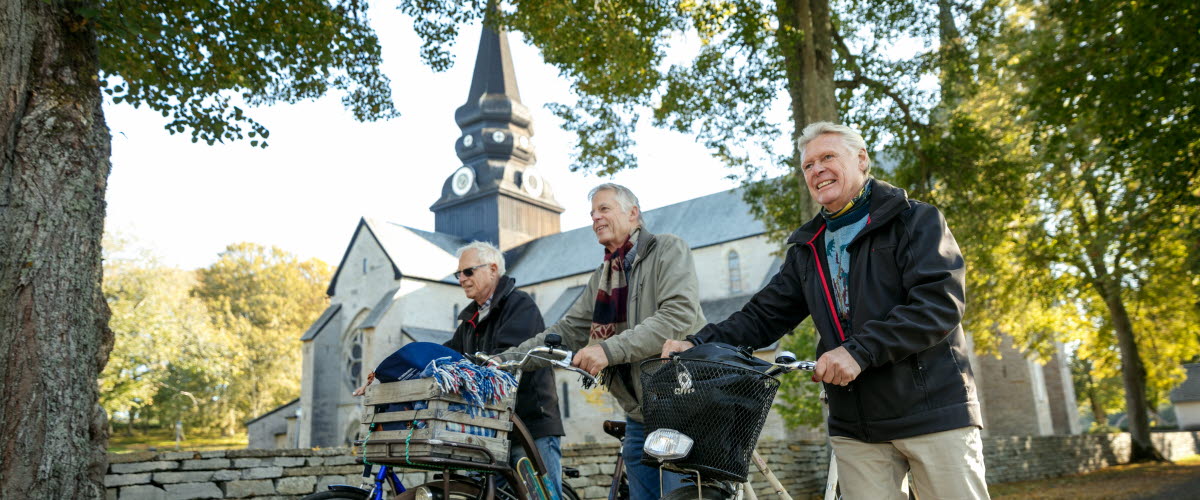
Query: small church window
729,250,743,294
362,258,368,274
345,330,363,392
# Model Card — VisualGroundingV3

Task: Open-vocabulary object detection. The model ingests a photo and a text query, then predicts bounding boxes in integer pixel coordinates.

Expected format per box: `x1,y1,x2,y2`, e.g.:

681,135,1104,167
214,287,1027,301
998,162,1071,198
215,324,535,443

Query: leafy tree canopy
194,243,332,429
92,0,399,147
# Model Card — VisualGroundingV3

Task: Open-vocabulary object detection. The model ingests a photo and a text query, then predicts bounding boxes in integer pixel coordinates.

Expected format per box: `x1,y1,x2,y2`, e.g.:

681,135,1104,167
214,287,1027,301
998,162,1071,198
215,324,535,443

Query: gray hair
796,122,871,174
588,183,647,229
455,241,506,276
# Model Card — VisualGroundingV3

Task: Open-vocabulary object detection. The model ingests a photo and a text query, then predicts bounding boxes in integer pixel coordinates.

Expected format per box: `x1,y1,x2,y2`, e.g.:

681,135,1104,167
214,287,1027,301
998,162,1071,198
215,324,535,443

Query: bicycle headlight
413,486,434,500
643,428,693,461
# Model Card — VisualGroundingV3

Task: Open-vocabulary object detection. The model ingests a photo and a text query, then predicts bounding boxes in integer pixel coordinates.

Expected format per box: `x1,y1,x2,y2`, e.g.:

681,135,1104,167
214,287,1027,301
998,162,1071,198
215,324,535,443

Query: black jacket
693,180,981,442
445,276,564,439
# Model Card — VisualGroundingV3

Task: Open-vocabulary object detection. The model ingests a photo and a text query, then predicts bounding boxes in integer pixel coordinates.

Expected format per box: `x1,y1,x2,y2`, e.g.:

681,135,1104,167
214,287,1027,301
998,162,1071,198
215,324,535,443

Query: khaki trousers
830,426,990,500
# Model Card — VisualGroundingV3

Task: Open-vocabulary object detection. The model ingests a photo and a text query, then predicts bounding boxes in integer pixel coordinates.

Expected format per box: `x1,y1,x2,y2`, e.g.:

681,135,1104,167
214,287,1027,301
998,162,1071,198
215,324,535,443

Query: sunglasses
454,264,488,280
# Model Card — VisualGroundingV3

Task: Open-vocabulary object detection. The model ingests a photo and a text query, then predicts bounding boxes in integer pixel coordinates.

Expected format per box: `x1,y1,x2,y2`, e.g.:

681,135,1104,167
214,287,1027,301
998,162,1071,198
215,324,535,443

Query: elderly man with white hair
663,122,990,499
444,241,565,497
510,183,706,500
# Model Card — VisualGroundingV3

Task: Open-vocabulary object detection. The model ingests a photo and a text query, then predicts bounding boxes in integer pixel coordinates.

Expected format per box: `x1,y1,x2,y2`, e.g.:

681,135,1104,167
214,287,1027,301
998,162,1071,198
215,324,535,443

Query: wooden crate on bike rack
358,378,514,465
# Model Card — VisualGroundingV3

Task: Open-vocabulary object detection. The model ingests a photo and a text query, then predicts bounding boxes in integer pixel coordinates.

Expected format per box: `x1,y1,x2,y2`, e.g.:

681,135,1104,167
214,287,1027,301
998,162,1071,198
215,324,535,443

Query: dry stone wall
106,431,1200,499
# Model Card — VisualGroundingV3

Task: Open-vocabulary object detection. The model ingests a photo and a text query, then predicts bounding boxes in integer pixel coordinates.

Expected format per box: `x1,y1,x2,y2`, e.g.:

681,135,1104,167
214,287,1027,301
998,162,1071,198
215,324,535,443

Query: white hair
588,183,647,229
796,122,871,174
455,241,506,276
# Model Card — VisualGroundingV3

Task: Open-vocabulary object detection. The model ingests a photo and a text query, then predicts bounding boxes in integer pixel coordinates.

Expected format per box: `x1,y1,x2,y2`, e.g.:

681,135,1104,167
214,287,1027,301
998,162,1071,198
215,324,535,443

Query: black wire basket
639,357,781,482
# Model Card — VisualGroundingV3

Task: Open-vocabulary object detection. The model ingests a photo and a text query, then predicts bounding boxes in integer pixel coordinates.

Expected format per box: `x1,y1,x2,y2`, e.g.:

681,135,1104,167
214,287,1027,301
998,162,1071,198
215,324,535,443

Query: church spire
430,23,563,251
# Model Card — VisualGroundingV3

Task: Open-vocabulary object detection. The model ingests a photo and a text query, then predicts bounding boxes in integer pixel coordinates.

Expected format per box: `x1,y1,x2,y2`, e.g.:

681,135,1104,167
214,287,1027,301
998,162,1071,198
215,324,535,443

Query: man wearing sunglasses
509,183,706,500
444,241,565,498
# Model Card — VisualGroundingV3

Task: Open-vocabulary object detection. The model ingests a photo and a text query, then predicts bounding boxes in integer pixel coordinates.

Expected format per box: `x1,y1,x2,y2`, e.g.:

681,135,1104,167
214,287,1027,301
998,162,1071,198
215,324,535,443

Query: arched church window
344,330,363,392
362,258,368,274
728,250,742,294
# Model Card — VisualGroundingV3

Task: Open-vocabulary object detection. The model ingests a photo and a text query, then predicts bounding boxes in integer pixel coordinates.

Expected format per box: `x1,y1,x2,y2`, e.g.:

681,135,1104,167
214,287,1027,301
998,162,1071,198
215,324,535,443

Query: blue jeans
623,418,687,500
510,435,562,499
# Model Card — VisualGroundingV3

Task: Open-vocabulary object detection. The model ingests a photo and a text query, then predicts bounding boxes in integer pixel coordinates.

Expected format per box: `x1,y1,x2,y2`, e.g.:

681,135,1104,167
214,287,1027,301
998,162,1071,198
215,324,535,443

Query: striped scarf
588,234,635,389
590,237,633,342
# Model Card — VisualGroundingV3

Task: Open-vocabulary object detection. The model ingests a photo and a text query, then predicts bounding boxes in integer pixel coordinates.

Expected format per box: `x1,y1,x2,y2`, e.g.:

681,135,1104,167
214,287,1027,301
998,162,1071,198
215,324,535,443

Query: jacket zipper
805,225,847,342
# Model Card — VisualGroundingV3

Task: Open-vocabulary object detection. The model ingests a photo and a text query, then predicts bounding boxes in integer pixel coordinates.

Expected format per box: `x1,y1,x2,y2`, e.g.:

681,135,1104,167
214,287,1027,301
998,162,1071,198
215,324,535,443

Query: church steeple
431,24,563,250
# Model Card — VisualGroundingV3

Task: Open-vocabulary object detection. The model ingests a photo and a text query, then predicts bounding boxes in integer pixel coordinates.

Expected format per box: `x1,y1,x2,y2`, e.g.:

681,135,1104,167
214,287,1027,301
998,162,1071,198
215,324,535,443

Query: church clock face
522,168,544,197
451,166,474,196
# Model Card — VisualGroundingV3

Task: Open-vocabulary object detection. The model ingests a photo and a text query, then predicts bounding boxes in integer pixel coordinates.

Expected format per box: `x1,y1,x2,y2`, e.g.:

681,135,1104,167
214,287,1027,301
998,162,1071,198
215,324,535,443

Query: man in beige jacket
510,183,705,500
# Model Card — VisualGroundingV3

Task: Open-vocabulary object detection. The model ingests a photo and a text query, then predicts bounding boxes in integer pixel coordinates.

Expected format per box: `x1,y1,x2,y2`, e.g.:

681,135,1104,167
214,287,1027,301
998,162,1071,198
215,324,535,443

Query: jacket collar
786,179,910,245
629,228,657,269
458,274,516,321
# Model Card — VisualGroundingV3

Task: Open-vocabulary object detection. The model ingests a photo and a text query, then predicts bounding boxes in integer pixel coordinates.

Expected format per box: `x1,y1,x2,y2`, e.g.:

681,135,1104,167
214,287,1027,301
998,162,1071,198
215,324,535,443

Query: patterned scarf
590,236,633,342
589,233,635,388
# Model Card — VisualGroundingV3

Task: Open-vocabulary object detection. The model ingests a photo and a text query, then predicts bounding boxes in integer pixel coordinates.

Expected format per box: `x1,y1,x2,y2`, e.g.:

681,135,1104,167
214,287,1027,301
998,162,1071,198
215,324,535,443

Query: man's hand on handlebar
660,339,695,358
572,345,609,376
814,346,861,386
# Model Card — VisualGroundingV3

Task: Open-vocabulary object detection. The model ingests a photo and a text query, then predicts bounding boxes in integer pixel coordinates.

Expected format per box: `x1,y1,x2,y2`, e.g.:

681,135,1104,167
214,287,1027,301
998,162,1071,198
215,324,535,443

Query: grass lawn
107,427,247,454
989,455,1200,500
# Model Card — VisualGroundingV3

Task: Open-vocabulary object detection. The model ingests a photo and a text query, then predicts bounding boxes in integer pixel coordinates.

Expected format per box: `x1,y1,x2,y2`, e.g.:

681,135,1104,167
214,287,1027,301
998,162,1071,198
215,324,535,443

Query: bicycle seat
603,420,626,440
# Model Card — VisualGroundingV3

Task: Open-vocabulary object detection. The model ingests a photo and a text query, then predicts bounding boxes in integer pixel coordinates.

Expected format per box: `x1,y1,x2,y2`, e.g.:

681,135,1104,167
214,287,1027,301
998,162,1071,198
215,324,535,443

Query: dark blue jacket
446,276,564,439
693,180,981,442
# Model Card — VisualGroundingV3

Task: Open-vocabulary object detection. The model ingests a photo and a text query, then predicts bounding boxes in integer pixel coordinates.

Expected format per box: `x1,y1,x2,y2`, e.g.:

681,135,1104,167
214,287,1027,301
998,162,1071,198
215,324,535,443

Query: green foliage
775,320,824,430
101,238,331,435
94,0,398,146
193,243,332,431
100,234,233,431
936,0,1200,448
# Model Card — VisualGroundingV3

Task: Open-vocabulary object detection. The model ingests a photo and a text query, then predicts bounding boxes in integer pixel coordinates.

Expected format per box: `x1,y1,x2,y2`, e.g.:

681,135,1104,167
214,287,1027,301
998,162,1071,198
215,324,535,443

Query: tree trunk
1083,374,1108,427
1,1,114,497
775,0,838,218
1100,283,1164,462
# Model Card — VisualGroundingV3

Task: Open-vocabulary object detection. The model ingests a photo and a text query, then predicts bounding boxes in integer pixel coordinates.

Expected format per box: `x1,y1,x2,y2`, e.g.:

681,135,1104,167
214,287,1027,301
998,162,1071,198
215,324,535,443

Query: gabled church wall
690,235,778,300
395,278,464,334
330,225,401,316
301,311,345,447
974,337,1060,436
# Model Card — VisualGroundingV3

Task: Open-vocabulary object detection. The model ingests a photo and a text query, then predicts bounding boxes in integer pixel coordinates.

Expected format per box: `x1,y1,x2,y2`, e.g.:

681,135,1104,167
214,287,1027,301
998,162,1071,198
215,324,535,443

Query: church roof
542,285,587,325
505,187,767,286
361,287,402,330
701,293,756,324
403,326,455,345
245,398,300,426
391,224,471,259
331,188,768,297
300,304,341,341
1171,363,1200,403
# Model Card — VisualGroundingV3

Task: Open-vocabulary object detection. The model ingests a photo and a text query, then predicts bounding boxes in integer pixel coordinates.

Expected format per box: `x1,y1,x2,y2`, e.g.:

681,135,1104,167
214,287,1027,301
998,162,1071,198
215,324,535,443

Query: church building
246,25,1081,449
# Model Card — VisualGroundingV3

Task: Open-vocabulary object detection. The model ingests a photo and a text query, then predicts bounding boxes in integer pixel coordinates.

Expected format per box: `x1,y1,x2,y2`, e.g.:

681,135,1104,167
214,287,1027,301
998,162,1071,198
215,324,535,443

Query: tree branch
831,26,925,134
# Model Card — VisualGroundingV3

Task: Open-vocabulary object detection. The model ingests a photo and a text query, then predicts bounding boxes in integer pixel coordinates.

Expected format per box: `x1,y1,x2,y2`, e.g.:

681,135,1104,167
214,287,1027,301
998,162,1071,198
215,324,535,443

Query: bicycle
638,347,816,500
303,334,630,500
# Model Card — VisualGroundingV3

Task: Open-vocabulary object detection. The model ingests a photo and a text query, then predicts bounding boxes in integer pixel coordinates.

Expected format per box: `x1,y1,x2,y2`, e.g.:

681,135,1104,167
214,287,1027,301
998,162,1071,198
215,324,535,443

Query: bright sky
103,7,780,271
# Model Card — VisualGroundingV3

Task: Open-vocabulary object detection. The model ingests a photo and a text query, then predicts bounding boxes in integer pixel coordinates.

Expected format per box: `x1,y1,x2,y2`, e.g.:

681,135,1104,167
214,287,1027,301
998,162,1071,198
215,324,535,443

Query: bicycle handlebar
765,350,816,377
472,346,598,386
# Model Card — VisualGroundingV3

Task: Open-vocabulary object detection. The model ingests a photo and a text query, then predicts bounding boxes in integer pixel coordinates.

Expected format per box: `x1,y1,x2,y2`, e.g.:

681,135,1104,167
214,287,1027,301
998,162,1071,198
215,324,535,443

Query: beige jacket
512,229,706,421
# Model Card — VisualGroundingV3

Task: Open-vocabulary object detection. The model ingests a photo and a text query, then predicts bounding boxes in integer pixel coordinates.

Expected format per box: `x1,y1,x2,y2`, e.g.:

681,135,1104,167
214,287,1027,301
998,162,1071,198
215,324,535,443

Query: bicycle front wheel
661,485,736,500
561,484,581,500
410,479,485,499
300,490,369,500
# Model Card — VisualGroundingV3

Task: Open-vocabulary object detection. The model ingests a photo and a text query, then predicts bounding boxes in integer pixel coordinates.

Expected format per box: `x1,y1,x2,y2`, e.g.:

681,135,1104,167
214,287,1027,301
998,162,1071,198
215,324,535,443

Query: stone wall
106,431,1200,499
104,448,432,500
